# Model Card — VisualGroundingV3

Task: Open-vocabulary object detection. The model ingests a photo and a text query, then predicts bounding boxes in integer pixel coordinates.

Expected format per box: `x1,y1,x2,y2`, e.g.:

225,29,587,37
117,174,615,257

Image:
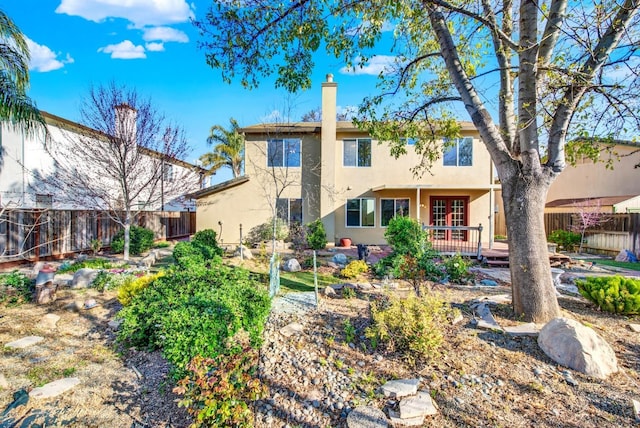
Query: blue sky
2,0,392,184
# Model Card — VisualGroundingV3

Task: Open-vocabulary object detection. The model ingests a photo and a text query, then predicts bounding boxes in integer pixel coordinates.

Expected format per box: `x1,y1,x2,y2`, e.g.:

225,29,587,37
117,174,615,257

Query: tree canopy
0,8,44,135
200,117,245,177
195,0,640,322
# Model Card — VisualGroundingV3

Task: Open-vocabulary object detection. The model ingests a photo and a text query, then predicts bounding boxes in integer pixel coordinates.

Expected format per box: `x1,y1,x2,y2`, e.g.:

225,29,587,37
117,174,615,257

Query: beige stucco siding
547,145,640,201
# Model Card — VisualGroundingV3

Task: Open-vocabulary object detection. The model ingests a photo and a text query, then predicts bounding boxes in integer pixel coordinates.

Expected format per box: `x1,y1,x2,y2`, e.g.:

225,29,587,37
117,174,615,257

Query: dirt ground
0,260,639,427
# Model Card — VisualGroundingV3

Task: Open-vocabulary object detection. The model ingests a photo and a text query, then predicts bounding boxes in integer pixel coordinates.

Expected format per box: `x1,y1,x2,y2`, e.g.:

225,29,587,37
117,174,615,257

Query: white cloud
26,37,74,72
145,42,165,52
340,55,399,76
143,26,189,43
260,110,285,123
56,0,195,27
98,40,146,59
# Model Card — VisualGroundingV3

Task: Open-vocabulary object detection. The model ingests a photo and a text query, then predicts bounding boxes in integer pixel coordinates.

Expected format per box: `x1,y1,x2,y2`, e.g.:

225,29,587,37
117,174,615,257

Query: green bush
384,217,426,256
174,350,267,427
111,225,155,255
366,291,454,366
576,275,640,314
0,271,33,305
443,253,472,283
172,241,222,268
548,229,581,251
340,260,369,279
117,271,165,306
306,219,327,250
116,258,271,377
192,229,224,257
246,217,289,246
57,258,119,274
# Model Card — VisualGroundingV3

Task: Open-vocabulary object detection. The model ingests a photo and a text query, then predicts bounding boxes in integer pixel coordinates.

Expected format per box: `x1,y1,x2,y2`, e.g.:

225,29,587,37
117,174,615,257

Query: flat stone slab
29,377,80,399
388,409,424,426
37,313,61,330
346,405,388,428
504,322,540,337
633,399,640,421
472,302,504,332
628,323,640,333
399,391,438,419
381,378,420,398
5,336,44,349
279,322,304,338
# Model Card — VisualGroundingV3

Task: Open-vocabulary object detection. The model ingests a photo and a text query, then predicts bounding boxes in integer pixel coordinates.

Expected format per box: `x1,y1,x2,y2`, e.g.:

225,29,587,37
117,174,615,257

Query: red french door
430,197,469,240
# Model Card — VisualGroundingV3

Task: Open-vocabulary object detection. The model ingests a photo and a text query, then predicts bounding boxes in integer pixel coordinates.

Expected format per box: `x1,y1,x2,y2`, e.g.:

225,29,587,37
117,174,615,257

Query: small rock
451,314,464,325
633,399,640,421
503,323,540,337
479,279,499,287
280,322,304,338
0,373,9,389
108,319,123,330
283,258,302,272
628,323,640,333
84,298,98,310
71,268,99,288
388,409,424,426
399,391,438,419
324,287,337,298
332,254,348,265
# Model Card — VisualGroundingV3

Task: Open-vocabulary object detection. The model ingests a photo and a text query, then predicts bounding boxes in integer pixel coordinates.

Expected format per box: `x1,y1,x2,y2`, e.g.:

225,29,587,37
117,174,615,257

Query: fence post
477,223,483,260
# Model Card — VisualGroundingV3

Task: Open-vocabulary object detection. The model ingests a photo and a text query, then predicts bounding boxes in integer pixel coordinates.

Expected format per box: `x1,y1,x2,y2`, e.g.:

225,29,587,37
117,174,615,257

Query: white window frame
346,198,376,228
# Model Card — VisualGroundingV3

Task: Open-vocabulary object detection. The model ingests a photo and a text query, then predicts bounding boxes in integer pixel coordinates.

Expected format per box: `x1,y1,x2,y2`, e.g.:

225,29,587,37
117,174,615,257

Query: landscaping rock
538,317,618,379
234,245,253,259
333,253,348,265
381,378,421,398
29,377,80,399
84,298,98,310
324,286,337,297
346,406,388,428
36,313,61,330
633,399,640,421
479,279,499,287
388,409,425,426
503,323,540,337
628,323,640,333
0,373,8,389
279,322,304,338
283,258,302,272
5,336,44,349
399,391,438,419
71,268,99,288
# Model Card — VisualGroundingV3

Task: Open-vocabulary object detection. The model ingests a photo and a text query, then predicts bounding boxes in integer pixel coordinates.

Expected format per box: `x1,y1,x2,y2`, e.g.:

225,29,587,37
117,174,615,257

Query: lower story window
346,198,375,227
276,198,302,224
381,198,410,227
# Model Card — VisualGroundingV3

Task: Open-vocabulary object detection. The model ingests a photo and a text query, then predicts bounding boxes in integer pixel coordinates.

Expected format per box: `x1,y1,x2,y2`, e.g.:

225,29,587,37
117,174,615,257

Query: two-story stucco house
0,109,205,211
192,74,498,247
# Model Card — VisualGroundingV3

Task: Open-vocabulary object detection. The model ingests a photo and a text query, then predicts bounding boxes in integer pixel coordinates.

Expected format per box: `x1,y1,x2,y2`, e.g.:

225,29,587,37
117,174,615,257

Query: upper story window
276,198,303,225
163,164,174,182
346,198,375,227
343,138,371,167
268,138,301,167
443,137,473,166
381,198,410,227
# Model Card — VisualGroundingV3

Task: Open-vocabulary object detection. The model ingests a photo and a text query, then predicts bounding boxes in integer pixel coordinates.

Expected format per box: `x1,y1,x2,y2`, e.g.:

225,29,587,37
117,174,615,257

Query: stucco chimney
320,74,338,243
114,103,137,144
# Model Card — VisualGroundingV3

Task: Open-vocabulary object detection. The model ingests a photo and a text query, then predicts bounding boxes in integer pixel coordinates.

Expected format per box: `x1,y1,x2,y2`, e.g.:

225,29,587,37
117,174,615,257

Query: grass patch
579,258,640,272
280,271,341,293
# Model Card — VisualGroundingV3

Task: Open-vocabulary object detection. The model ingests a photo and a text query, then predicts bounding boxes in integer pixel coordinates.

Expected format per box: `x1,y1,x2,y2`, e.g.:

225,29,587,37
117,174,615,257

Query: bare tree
196,0,640,322
40,82,197,260
570,199,610,253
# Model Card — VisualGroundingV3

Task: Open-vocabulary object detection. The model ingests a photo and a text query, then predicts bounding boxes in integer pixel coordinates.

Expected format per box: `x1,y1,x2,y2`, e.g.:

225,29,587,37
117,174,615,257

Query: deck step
486,259,510,267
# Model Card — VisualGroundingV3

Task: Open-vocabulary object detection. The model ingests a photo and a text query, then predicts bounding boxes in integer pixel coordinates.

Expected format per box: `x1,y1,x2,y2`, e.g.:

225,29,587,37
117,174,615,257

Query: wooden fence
543,212,640,256
0,209,195,263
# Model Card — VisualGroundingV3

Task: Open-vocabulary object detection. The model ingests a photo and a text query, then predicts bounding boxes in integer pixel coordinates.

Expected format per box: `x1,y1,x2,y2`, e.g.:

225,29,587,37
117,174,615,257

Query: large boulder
282,258,301,272
332,253,348,265
71,268,99,288
538,317,618,379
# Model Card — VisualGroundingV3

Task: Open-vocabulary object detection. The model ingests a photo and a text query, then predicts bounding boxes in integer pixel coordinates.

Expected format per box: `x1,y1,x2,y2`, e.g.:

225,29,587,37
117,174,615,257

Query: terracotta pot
340,238,352,247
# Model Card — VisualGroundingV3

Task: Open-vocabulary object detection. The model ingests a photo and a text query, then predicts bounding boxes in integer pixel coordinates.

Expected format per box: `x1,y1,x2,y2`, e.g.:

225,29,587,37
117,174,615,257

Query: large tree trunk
502,174,560,323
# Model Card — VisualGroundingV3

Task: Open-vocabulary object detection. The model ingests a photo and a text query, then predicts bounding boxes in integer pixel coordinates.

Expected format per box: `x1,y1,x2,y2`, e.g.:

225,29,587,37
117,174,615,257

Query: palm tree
0,9,44,135
199,117,244,178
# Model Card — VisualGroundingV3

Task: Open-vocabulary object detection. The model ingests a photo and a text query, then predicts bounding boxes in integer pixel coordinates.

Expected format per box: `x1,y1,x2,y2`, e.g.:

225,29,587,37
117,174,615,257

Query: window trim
443,137,473,167
380,198,410,227
343,138,372,167
267,138,301,168
345,198,376,228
